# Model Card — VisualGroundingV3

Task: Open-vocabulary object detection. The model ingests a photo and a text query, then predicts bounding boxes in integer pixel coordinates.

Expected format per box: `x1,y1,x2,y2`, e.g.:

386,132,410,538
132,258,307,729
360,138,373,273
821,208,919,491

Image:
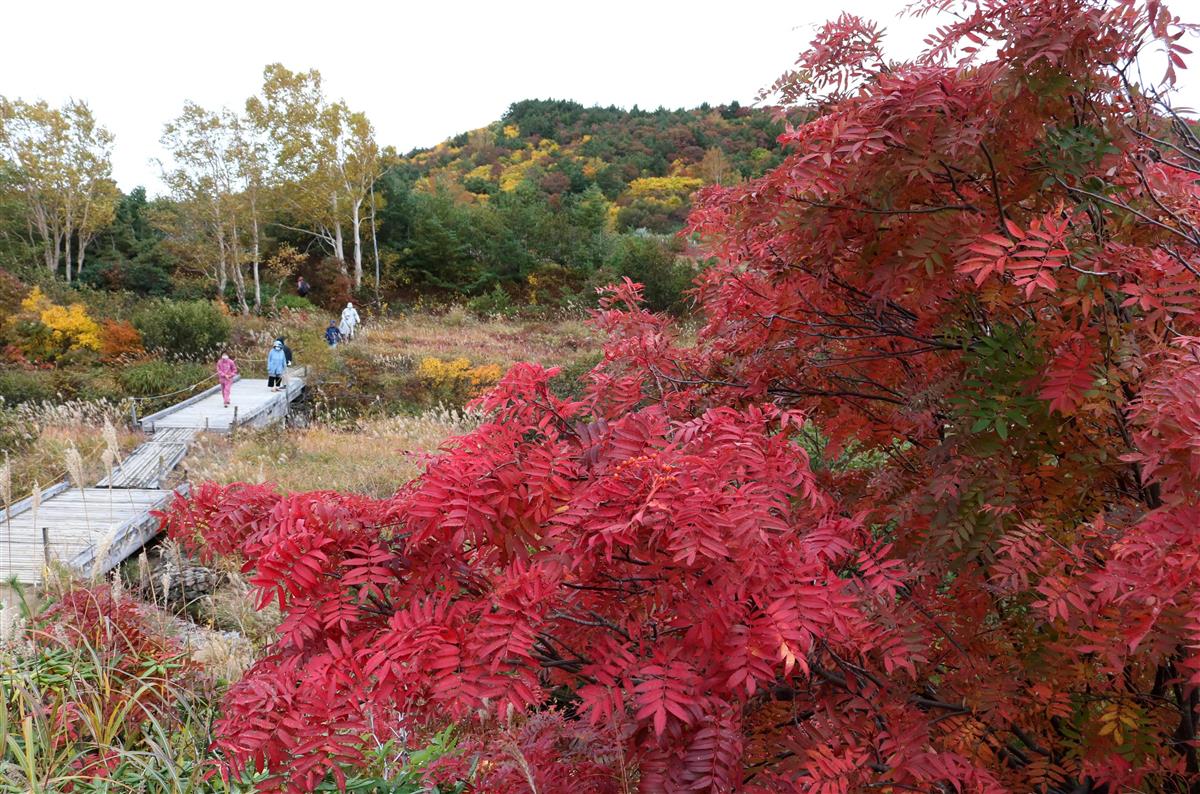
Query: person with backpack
297,277,311,298
275,336,294,367
267,340,288,392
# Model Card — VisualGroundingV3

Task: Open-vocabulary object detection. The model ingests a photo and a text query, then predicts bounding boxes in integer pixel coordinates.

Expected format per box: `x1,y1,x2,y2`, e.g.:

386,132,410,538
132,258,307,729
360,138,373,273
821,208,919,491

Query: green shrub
0,369,56,404
603,235,697,314
549,352,603,400
118,360,211,398
8,319,58,362
48,368,121,402
466,284,516,318
275,294,315,311
133,300,230,359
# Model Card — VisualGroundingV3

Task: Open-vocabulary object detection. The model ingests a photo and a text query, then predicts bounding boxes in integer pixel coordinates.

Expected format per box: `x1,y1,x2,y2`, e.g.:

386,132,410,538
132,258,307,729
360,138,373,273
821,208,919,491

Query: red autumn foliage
160,0,1200,791
27,586,196,782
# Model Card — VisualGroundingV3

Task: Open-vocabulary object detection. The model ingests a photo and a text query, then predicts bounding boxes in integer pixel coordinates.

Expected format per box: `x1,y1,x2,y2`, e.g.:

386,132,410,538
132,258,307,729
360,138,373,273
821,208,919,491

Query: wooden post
158,453,165,486
130,401,138,429
204,416,209,432
233,405,239,427
41,526,50,566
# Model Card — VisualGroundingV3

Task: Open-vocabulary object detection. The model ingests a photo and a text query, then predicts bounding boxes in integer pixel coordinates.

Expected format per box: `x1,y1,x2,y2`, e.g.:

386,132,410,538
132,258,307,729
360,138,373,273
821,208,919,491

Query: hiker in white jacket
339,302,361,339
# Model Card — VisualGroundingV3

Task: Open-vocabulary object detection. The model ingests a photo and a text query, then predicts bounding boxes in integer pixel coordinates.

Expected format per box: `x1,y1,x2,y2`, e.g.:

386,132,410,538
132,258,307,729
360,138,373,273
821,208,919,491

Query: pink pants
220,378,233,404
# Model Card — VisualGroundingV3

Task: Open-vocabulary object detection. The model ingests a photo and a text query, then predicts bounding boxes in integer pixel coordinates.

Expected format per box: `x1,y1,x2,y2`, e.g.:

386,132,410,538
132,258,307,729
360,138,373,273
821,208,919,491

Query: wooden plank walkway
0,487,171,585
97,427,197,488
140,371,304,433
1,367,306,587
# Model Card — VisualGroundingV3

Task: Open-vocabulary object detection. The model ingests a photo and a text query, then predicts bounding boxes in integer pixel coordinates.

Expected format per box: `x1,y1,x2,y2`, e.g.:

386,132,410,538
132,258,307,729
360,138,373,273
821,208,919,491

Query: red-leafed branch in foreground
160,0,1200,791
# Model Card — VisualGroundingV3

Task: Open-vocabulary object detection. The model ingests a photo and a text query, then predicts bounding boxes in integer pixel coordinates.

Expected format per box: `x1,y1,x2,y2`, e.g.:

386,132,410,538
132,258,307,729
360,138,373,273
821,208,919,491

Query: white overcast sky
4,0,1198,195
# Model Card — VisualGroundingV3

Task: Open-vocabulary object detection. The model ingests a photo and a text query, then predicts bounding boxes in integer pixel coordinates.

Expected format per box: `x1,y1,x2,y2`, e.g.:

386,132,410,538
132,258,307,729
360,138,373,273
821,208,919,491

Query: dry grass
201,566,281,649
354,309,596,367
185,406,480,497
237,308,596,370
0,400,138,501
190,630,256,682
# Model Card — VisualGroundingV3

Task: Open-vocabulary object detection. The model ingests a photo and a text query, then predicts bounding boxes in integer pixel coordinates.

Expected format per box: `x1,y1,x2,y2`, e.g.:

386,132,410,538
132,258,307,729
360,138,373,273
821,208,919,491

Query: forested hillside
402,98,786,229
0,88,794,315
375,98,793,306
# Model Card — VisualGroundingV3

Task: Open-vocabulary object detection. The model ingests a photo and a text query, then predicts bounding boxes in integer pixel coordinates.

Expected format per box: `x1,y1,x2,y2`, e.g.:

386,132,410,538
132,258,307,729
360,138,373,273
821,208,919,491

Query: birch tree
246,65,346,263
229,114,270,309
324,101,382,289
247,64,381,289
0,97,117,281
160,103,250,313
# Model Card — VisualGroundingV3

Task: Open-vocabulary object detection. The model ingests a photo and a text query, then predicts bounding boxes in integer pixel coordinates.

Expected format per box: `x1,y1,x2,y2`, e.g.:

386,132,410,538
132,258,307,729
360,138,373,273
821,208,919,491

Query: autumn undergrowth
1,573,463,793
1,308,597,791
0,400,136,500
185,406,480,498
0,581,222,793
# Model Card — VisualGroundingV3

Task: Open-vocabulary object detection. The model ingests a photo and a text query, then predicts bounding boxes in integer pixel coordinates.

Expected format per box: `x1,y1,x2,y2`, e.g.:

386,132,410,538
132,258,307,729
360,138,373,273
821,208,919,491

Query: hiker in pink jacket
216,354,239,407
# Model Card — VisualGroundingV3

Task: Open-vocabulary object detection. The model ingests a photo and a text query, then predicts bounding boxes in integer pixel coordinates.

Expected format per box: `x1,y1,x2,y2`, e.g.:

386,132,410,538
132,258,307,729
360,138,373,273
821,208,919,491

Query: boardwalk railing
2,368,306,587
136,379,234,432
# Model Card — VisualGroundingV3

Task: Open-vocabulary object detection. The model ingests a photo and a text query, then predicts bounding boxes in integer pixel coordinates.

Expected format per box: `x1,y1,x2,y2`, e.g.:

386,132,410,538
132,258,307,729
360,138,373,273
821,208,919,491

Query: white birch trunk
331,192,345,263
215,217,229,297
369,181,380,295
76,199,92,277
35,206,55,275
52,223,64,280
351,196,363,290
251,204,262,310
63,217,74,283
229,219,249,316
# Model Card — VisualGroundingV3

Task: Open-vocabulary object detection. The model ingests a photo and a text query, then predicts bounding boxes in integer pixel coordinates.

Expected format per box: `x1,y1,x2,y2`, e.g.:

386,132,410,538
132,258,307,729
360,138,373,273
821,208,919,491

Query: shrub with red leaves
32,586,193,728
12,585,197,787
97,319,144,361
163,1,1200,791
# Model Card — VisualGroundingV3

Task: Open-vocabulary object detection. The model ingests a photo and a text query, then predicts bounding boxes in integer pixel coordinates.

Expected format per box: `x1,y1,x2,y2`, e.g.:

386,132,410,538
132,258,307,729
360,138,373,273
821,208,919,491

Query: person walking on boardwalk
325,319,343,348
275,336,294,366
339,302,361,340
216,353,239,407
267,340,287,392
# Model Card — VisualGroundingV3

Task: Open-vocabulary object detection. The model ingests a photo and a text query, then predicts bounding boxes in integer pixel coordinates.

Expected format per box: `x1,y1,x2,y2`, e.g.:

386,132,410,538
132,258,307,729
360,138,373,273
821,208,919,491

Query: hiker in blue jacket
267,340,288,392
324,319,342,348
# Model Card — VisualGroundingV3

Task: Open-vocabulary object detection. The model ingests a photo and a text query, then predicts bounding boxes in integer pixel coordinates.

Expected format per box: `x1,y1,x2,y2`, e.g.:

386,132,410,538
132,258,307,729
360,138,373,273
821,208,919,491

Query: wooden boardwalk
1,368,305,586
0,485,171,585
97,427,197,488
139,372,304,433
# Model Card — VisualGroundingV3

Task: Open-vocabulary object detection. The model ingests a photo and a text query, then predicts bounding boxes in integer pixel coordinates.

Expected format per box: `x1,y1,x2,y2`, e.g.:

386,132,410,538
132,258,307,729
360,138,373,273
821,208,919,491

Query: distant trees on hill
1,86,795,315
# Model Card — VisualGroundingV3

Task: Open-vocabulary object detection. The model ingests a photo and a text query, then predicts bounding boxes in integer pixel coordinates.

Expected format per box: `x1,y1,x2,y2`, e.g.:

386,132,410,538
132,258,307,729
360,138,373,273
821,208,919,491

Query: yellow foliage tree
625,176,704,199
699,146,741,186
13,286,102,358
499,146,554,192
416,356,502,403
41,304,102,352
19,285,52,315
